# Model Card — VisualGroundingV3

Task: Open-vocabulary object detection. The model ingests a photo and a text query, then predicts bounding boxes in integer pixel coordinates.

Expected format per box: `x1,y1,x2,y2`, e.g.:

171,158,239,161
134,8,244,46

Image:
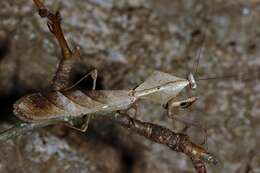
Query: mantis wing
134,71,189,105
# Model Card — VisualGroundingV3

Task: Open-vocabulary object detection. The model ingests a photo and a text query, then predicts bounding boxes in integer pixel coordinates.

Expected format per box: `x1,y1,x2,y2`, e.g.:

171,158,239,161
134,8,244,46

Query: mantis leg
165,96,198,118
165,96,207,145
65,115,92,132
174,117,207,146
63,69,98,91
165,96,199,111
64,70,98,132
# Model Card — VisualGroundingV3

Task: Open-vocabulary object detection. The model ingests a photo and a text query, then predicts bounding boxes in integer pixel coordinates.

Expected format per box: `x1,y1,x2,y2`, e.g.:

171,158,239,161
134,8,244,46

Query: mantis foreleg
165,96,207,145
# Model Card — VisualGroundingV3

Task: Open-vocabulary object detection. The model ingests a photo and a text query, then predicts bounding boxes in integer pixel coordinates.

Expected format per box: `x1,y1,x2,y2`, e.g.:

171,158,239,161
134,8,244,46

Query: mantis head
188,72,197,90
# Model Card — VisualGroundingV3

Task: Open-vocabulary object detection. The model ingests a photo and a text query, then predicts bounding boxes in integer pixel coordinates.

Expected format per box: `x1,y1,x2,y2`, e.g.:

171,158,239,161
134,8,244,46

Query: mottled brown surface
0,0,260,173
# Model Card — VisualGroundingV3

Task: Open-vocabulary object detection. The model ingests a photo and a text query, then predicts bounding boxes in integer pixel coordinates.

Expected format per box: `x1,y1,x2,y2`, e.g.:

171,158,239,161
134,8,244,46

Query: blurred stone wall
0,0,259,173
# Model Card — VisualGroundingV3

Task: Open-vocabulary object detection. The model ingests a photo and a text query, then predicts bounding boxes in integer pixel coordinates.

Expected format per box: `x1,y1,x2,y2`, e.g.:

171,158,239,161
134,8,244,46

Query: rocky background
0,0,259,173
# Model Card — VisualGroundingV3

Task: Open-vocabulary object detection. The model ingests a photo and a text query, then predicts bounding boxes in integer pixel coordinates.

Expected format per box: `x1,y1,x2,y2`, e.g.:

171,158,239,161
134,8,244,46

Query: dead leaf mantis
14,69,199,126
0,0,219,173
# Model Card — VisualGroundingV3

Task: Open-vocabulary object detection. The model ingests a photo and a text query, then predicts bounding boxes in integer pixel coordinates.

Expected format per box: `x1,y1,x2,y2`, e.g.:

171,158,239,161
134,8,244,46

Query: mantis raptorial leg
165,96,199,110
165,96,208,145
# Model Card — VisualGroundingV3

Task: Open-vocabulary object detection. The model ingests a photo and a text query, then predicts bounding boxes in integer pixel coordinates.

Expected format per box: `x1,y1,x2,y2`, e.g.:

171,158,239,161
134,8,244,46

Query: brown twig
113,113,217,173
34,0,71,58
33,0,80,91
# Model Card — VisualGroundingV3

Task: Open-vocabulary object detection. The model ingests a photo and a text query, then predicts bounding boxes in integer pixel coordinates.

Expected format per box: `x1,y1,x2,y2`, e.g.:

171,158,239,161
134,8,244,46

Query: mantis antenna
187,20,208,90
187,28,207,90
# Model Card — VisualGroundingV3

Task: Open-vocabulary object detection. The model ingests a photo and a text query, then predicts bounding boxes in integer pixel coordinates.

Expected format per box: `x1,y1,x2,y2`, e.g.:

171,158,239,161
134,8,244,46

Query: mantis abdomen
13,90,136,122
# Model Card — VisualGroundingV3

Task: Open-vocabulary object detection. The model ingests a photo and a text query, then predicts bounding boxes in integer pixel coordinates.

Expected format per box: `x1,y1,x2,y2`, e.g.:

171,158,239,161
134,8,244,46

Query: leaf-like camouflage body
14,71,189,122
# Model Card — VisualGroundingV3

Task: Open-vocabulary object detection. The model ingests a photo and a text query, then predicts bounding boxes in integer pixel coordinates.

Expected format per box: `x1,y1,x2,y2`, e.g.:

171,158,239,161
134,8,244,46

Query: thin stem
0,121,52,140
0,116,87,141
